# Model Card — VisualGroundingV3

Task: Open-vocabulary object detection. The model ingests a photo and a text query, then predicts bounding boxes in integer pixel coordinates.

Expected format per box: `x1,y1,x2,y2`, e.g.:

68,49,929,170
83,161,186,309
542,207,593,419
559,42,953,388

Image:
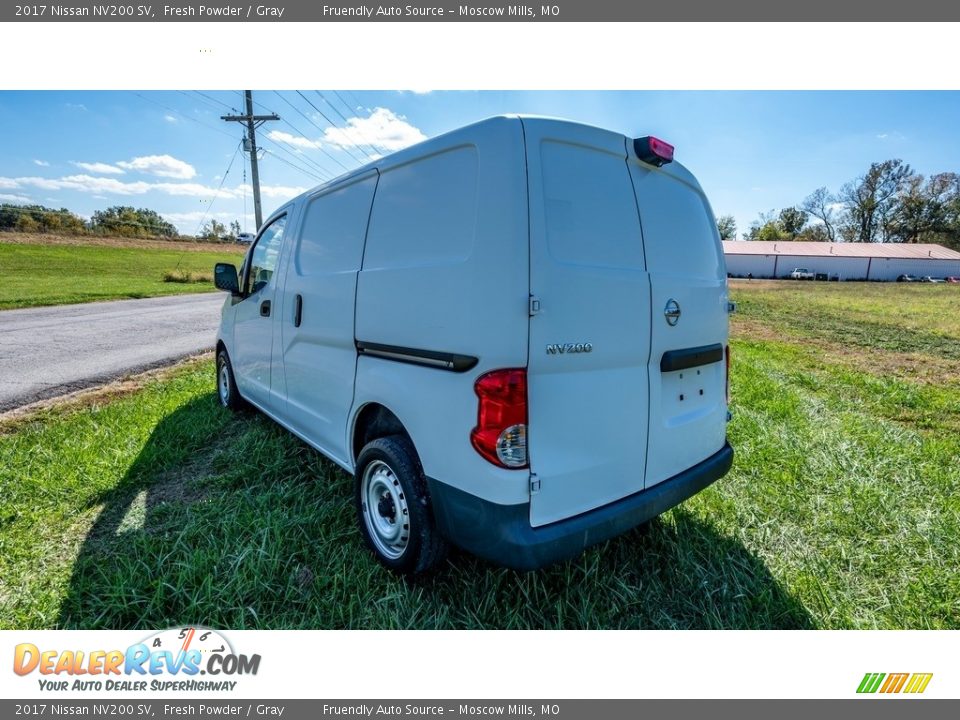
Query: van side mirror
214,263,240,295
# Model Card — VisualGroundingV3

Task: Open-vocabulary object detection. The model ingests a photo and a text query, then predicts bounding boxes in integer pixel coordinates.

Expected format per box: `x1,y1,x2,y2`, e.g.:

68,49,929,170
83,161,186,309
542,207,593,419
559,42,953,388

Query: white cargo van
213,116,733,574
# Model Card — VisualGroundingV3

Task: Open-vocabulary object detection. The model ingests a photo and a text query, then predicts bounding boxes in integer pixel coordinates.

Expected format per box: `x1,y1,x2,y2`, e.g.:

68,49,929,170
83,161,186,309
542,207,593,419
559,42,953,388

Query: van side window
245,215,287,294
363,147,478,269
297,175,378,275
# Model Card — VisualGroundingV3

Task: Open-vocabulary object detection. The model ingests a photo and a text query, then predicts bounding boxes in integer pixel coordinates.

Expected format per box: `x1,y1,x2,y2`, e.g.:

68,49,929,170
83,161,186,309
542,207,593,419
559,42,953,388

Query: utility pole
222,91,279,230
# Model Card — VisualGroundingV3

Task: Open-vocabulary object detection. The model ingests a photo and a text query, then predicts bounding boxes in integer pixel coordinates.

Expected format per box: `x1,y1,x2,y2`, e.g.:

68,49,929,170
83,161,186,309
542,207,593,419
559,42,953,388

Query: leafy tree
716,215,737,241
838,159,914,242
91,206,177,238
200,219,227,241
745,210,787,241
229,220,241,240
778,206,809,238
891,172,960,244
0,203,86,234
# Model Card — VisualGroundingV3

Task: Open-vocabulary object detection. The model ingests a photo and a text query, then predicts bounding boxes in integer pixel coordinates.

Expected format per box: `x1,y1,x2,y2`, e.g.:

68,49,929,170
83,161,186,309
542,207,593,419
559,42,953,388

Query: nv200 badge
546,343,593,354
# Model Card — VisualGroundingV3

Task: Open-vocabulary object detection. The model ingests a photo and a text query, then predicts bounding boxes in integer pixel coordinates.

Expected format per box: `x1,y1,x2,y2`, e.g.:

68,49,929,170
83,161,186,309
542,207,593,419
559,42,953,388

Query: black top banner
4,0,960,21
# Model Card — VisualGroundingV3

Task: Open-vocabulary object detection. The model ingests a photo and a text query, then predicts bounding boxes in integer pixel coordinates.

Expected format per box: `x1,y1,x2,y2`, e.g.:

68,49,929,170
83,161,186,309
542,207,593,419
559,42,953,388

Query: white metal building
723,241,960,281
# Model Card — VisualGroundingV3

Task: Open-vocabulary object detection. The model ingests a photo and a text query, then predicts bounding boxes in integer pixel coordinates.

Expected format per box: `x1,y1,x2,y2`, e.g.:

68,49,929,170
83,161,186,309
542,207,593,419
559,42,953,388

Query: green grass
0,283,957,629
733,280,960,358
0,241,243,309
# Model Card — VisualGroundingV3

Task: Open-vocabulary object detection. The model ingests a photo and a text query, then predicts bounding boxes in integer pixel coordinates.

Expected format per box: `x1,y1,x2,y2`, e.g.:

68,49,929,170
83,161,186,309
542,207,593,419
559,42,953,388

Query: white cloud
57,174,153,195
164,114,178,123
152,182,235,199
2,174,219,199
116,154,197,179
65,103,87,111
0,174,305,206
266,130,321,150
71,161,125,175
33,159,50,167
235,183,307,200
0,193,31,203
322,107,426,152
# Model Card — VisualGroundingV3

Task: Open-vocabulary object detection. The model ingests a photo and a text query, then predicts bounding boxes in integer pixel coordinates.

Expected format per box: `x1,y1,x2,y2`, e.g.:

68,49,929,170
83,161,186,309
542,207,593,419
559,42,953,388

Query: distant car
918,276,944,283
236,232,255,244
896,274,917,282
790,268,815,280
946,276,959,284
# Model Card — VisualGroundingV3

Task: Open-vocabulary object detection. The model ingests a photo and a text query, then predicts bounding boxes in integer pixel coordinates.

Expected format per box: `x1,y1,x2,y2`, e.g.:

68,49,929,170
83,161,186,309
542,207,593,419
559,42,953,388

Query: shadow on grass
59,394,813,630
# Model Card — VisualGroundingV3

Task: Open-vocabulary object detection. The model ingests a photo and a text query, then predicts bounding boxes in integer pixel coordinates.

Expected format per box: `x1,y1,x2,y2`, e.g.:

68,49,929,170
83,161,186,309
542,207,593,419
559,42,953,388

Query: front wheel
355,435,448,575
216,350,246,411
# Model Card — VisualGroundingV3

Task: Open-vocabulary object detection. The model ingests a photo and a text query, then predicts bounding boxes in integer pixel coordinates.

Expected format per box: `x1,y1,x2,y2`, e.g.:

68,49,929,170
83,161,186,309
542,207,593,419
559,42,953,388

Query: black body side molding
356,341,479,373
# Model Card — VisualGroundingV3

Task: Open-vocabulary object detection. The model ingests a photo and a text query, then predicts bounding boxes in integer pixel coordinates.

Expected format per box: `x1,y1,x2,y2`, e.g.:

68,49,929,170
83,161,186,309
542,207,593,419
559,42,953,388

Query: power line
180,140,243,265
131,92,236,139
320,90,385,158
193,90,240,113
294,90,374,165
246,94,345,178
260,148,327,183
187,140,243,239
254,128,332,182
271,92,359,171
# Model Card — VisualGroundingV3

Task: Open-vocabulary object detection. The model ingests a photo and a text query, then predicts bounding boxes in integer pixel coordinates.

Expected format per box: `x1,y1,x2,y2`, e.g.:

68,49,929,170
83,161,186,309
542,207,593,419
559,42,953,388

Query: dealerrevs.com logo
857,673,933,695
13,627,261,693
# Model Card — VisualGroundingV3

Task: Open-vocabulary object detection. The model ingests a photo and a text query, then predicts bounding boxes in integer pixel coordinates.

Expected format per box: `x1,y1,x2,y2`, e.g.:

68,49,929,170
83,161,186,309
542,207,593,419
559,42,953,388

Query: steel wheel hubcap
218,365,230,404
361,460,410,560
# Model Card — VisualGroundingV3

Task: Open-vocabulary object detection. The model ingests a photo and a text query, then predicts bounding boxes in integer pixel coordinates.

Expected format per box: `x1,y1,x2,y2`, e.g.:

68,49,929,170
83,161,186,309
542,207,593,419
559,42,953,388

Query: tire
355,435,448,575
216,349,246,411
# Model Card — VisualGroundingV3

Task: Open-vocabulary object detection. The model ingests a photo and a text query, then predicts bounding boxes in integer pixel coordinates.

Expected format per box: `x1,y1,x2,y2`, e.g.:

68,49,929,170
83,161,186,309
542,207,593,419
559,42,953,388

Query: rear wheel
216,350,246,411
355,435,448,575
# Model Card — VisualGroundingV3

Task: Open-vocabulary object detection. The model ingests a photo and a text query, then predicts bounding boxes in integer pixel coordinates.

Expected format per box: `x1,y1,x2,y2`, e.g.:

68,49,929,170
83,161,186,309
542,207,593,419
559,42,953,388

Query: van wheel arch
352,403,410,466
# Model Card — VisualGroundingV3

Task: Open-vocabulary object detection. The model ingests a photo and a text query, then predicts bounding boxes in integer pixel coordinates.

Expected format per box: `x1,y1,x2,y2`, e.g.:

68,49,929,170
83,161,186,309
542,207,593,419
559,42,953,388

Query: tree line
0,203,243,242
717,159,960,250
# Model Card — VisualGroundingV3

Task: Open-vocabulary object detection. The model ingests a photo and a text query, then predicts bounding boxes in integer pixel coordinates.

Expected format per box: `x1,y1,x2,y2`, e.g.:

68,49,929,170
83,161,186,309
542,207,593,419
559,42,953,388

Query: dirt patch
0,231,246,254
0,353,214,433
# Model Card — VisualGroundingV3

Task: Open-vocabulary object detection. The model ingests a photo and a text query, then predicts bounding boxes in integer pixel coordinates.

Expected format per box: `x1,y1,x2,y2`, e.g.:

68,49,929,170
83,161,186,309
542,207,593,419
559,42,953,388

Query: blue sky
1,90,959,237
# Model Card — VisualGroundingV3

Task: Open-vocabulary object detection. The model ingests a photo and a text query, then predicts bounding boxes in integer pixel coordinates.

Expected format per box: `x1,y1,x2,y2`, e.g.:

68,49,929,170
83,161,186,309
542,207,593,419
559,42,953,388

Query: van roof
280,115,700,209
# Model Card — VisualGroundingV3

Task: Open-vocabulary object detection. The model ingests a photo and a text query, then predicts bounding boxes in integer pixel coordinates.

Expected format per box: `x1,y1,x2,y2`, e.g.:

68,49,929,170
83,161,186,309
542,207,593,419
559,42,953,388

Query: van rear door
523,119,652,528
627,158,729,488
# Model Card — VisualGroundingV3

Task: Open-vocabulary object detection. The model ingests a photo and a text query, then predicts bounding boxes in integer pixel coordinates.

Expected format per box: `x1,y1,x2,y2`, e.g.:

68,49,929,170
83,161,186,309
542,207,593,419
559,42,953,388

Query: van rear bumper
427,441,733,571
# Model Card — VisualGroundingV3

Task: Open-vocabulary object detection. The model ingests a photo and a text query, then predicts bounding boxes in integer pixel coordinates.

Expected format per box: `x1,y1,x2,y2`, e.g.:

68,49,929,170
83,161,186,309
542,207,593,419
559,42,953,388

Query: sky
1,90,959,238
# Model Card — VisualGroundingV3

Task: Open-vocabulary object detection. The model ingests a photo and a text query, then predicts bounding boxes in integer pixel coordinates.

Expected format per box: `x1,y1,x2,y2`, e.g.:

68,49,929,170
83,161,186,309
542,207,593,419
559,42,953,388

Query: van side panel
352,116,529,503
627,158,729,488
523,120,652,528
278,172,379,466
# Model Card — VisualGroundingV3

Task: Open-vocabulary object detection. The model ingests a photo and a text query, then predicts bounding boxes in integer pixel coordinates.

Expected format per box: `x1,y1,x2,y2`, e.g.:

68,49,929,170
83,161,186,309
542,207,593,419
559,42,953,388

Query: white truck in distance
213,116,734,574
790,268,815,280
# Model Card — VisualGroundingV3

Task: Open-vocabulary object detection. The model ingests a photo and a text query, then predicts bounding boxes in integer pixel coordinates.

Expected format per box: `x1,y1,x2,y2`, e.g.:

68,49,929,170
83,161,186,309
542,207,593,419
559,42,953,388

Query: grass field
0,233,245,309
0,281,957,629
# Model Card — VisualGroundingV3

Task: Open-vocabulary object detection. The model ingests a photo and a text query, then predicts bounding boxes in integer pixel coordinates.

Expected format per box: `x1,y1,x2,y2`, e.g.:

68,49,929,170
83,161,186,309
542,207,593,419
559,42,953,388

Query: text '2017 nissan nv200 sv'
213,115,734,574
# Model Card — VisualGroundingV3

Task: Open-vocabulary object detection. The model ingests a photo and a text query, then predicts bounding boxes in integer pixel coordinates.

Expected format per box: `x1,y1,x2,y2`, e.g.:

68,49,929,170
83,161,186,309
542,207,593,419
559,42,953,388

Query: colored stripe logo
857,672,933,694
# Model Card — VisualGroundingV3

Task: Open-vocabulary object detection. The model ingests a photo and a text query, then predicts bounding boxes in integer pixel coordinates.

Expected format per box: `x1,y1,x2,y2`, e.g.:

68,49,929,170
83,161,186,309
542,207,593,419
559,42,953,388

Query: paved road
0,293,225,411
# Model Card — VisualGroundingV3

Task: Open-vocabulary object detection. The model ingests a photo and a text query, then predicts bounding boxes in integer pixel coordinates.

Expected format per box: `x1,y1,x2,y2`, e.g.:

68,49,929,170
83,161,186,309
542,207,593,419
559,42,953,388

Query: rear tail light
471,368,528,469
725,345,731,406
634,136,674,167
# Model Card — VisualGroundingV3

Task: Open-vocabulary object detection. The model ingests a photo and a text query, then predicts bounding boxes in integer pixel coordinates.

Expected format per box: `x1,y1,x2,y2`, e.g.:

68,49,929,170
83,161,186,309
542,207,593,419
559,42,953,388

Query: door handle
260,299,271,317
294,294,303,327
